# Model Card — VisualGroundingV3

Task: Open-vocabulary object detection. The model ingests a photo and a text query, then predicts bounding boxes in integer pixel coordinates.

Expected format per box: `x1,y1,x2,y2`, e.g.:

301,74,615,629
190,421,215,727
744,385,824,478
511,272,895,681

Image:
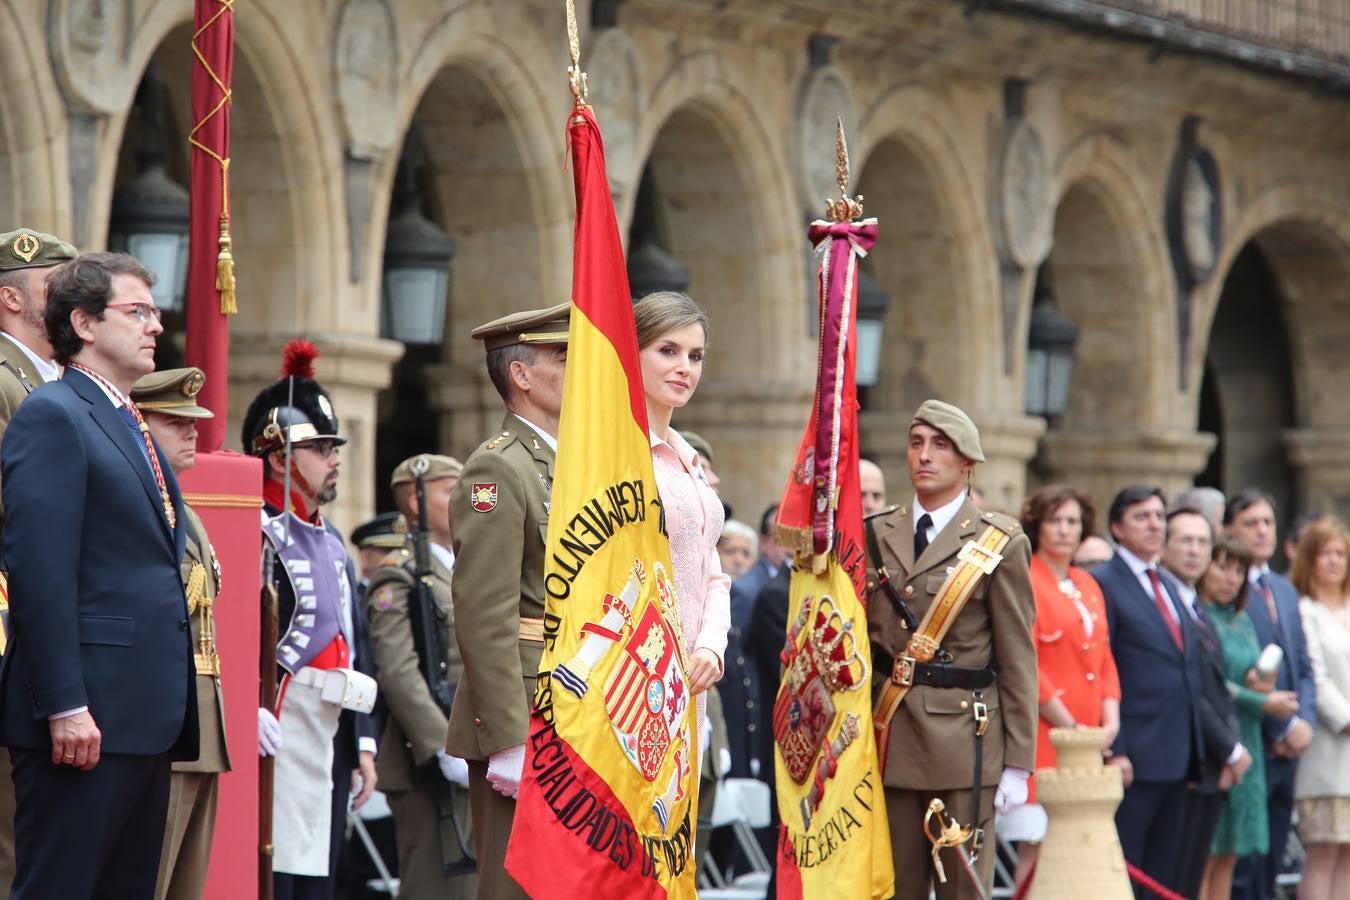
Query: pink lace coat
650,427,731,736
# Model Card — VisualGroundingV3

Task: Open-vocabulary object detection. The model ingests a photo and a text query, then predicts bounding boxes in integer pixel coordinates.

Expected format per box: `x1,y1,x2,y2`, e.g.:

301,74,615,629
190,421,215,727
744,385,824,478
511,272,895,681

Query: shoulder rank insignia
471,482,498,512
486,430,511,451
371,584,396,611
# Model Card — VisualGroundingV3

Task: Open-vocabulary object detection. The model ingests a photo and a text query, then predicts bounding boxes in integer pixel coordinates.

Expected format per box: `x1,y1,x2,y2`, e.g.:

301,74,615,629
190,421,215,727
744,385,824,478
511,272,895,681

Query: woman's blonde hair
1290,515,1350,599
633,291,709,349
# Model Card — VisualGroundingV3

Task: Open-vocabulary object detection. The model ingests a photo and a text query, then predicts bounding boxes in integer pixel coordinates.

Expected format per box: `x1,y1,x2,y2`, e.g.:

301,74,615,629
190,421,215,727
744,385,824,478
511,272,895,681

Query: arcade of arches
4,0,1350,533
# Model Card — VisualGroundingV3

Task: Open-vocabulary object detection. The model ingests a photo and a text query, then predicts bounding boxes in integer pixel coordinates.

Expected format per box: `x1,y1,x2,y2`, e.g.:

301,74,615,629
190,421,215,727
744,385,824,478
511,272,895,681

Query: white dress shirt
911,491,968,547
1116,545,1179,625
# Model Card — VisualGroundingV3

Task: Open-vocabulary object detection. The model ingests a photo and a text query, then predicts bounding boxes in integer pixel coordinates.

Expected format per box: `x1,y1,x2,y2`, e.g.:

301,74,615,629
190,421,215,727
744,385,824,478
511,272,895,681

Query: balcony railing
995,0,1350,85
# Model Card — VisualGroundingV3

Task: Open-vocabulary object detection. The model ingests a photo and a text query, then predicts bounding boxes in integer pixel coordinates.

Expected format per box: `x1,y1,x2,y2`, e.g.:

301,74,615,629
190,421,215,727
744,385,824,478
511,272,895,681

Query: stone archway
1198,212,1350,521
0,0,67,231
630,90,806,520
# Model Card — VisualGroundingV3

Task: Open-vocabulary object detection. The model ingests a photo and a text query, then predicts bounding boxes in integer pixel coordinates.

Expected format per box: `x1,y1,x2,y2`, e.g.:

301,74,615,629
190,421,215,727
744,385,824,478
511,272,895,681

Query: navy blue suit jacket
1246,569,1316,747
0,369,196,758
730,557,777,635
1096,553,1204,783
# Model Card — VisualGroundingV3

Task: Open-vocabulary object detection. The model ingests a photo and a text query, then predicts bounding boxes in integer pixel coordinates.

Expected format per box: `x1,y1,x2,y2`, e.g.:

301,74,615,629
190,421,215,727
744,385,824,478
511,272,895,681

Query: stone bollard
1032,727,1132,899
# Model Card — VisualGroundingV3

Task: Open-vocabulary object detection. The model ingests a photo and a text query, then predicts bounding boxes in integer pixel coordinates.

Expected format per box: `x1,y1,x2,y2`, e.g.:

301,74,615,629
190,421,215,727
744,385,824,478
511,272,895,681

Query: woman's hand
1245,668,1277,694
687,648,722,695
1260,690,1299,719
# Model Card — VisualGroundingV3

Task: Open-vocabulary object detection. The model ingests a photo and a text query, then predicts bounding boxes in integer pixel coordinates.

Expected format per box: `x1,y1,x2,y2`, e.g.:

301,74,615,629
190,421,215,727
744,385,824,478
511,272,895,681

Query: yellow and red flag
502,103,699,898
771,187,893,898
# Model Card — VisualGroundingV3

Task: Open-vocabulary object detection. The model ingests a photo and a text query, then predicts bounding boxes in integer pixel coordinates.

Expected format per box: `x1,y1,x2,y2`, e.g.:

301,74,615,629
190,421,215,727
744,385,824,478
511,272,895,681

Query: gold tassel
216,214,237,315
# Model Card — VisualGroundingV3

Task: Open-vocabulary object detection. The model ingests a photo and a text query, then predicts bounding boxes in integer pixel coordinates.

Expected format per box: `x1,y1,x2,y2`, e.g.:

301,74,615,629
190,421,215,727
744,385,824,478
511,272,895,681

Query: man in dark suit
0,252,198,899
1161,506,1251,899
1094,485,1205,897
1226,489,1316,900
730,504,789,635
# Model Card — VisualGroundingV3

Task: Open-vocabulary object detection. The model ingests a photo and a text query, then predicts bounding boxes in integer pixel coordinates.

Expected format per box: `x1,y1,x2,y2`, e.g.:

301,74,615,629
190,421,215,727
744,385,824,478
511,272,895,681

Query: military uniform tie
914,513,933,561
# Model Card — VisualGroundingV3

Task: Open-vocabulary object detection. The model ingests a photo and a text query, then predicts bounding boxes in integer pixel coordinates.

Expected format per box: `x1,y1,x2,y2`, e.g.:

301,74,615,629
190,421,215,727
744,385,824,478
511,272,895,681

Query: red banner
185,0,235,451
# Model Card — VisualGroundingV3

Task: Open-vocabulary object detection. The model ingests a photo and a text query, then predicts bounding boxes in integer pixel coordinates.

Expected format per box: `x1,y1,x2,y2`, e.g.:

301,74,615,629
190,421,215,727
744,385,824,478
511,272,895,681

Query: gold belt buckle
957,540,1002,575
892,655,916,687
972,695,989,736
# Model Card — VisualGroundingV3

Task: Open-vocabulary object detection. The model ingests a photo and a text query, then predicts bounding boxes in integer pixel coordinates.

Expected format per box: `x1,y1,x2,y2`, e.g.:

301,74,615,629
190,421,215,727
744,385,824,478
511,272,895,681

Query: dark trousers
465,759,527,899
1231,756,1295,900
1177,786,1223,899
275,716,358,900
11,748,171,900
1115,779,1190,899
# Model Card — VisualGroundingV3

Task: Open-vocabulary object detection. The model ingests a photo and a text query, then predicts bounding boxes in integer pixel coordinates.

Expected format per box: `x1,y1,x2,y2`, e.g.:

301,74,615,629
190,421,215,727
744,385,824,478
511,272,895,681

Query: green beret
350,511,407,550
390,453,463,489
911,399,985,463
471,302,571,351
681,430,714,465
0,228,77,272
132,367,214,419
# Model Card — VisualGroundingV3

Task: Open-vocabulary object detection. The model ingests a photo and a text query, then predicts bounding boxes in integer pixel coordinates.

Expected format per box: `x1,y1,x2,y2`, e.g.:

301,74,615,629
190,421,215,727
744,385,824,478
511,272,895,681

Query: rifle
259,537,280,900
408,457,475,876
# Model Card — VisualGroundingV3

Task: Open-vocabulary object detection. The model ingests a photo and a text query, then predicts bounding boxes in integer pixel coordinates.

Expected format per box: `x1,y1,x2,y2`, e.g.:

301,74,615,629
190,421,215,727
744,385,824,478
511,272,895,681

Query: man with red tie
1093,485,1206,896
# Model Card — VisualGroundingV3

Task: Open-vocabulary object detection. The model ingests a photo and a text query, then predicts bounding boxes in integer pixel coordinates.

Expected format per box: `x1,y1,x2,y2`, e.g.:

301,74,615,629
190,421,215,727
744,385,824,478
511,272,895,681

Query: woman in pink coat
633,291,731,739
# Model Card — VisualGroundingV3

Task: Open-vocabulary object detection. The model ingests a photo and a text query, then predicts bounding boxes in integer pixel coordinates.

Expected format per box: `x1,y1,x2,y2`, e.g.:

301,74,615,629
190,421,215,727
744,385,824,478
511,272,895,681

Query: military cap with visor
389,453,463,489
350,511,407,551
470,302,571,351
0,228,77,272
241,340,346,456
131,367,214,419
911,399,985,463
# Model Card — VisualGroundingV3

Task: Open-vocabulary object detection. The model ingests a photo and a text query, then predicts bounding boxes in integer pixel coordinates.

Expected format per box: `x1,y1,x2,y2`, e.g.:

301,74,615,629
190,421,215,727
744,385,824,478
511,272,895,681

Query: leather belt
519,617,546,644
908,662,995,691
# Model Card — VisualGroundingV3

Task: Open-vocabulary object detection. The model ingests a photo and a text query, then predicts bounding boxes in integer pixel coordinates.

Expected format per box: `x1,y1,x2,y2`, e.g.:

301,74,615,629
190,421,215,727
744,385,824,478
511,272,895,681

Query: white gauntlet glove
994,767,1030,815
258,708,283,757
487,743,526,798
437,749,470,787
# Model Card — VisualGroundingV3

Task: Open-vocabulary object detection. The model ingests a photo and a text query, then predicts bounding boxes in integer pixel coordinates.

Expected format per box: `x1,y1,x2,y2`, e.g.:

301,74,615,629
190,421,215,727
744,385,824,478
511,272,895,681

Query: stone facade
3,0,1349,533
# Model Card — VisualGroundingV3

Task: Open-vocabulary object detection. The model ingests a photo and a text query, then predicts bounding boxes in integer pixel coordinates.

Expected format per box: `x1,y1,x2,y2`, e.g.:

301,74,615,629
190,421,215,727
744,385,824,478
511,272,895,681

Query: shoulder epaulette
864,504,899,523
485,428,513,451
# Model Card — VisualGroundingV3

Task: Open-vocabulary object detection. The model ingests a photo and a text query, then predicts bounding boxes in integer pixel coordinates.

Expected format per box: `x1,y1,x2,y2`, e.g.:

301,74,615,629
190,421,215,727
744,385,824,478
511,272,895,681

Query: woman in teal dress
1197,537,1300,900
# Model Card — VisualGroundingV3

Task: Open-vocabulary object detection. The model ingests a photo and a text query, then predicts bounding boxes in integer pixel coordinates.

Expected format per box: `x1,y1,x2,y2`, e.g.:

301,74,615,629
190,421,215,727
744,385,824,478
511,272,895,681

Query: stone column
1034,727,1132,899
1284,427,1350,521
424,361,505,460
1038,427,1217,513
230,331,404,537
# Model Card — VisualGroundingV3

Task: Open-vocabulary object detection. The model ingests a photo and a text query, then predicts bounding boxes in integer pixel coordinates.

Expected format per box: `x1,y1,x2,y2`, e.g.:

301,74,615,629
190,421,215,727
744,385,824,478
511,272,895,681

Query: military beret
911,399,985,463
350,511,407,550
389,453,463,489
681,430,714,465
0,228,77,272
471,302,571,351
132,367,214,419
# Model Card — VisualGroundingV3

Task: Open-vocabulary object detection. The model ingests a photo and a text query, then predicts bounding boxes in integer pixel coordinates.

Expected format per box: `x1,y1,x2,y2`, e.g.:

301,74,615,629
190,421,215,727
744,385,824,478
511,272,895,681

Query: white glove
994,767,1030,816
487,743,526,798
718,747,732,778
258,708,283,757
437,749,470,787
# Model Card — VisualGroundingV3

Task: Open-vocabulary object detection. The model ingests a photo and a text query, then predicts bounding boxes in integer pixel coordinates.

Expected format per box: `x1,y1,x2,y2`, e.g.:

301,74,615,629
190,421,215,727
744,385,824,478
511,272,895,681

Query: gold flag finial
825,117,864,222
565,0,589,108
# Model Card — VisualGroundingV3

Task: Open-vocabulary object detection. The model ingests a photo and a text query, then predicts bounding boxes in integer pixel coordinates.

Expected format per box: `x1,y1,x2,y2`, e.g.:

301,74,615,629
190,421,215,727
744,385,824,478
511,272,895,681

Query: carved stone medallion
996,120,1053,269
49,0,130,114
793,67,855,213
334,0,400,159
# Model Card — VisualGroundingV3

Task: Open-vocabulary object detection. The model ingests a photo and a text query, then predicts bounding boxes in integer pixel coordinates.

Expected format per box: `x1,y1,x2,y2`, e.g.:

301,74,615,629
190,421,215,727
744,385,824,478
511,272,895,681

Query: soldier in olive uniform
133,368,232,900
445,302,568,900
351,512,407,599
0,226,77,896
865,401,1037,900
366,453,475,899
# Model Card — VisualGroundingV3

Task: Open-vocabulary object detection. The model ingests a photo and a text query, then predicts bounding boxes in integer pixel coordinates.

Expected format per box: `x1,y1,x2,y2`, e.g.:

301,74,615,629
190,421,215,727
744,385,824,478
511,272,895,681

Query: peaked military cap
132,367,214,419
911,399,985,463
389,453,463,489
350,511,407,550
0,228,77,272
471,302,571,351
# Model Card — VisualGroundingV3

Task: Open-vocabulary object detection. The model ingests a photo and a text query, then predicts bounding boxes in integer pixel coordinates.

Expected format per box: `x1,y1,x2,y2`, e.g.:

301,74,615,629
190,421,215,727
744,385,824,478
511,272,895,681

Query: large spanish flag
503,105,699,898
771,210,894,898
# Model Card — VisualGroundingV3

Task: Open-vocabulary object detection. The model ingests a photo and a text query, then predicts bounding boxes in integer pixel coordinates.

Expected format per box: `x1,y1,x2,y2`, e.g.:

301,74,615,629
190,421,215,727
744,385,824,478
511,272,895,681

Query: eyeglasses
295,440,340,459
105,301,163,324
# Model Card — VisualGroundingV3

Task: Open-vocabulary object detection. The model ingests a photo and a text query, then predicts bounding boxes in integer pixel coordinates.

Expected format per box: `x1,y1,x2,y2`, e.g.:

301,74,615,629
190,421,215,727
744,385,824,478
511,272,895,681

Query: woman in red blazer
1005,484,1122,890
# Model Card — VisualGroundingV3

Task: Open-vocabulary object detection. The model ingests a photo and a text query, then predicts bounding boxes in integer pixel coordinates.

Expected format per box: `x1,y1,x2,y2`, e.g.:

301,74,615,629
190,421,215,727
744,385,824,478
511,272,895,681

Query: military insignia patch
371,585,395,611
470,482,498,512
11,233,40,264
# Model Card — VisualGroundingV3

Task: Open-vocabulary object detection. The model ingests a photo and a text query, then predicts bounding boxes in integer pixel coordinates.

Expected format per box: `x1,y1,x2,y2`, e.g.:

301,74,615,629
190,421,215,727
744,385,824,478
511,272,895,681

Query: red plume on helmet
281,339,319,379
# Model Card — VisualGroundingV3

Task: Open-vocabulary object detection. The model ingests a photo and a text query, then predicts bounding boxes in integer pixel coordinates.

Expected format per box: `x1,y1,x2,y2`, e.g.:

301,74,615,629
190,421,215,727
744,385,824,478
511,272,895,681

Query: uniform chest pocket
924,571,990,600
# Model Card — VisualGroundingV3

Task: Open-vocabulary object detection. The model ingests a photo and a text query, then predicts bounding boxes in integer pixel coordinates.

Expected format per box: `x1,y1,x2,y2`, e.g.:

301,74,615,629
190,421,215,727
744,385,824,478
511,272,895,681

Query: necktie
914,513,933,561
1148,567,1184,652
1257,573,1280,625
